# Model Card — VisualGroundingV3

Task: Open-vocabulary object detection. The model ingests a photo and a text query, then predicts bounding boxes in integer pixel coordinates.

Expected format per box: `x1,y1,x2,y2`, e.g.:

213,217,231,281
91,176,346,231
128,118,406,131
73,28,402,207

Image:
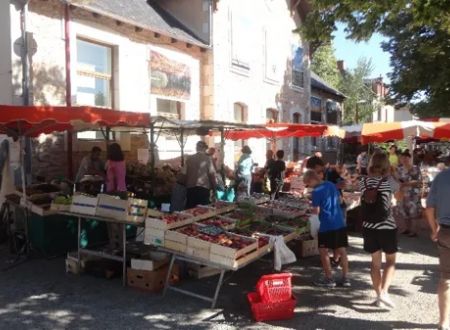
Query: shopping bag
309,215,320,239
270,236,297,271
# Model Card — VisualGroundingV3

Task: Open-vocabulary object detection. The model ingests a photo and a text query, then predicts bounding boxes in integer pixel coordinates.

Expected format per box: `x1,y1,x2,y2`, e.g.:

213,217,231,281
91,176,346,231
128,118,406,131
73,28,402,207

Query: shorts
437,227,450,280
318,227,348,250
363,228,398,254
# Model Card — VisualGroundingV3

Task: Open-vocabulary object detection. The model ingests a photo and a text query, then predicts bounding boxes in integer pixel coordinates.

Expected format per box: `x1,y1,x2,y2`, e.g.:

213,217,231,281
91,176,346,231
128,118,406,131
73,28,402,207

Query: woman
105,143,126,194
360,153,402,309
396,152,422,237
235,146,254,197
388,145,399,168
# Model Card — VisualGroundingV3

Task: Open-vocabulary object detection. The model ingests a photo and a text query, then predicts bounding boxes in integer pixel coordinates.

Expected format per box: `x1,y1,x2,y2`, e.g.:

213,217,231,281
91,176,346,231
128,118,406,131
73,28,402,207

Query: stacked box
127,264,180,292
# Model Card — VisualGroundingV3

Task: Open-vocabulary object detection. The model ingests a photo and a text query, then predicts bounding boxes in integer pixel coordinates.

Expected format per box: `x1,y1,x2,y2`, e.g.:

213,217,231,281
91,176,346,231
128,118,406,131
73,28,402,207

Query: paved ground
0,225,441,330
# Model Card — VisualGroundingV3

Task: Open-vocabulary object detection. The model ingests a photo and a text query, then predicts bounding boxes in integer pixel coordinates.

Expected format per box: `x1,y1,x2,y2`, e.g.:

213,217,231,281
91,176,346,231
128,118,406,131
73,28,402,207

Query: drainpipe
64,3,73,180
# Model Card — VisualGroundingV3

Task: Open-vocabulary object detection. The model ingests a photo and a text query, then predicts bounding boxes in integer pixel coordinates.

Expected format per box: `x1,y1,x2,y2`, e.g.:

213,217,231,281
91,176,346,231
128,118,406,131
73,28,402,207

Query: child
303,170,350,288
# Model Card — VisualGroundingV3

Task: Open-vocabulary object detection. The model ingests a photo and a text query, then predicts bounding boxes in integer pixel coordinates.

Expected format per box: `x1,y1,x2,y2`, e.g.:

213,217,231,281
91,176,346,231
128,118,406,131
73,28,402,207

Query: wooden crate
187,236,211,250
127,264,180,292
70,194,98,216
145,213,194,231
96,194,128,220
165,230,188,245
209,233,258,259
209,247,263,270
144,234,165,247
198,216,237,230
211,201,237,215
164,239,187,253
50,203,71,212
181,206,216,221
185,246,210,261
127,198,148,223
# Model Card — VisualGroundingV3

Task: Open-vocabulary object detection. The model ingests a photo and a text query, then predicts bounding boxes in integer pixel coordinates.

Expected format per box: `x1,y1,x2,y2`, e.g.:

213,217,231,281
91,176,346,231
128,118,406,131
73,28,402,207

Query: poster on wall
150,50,191,100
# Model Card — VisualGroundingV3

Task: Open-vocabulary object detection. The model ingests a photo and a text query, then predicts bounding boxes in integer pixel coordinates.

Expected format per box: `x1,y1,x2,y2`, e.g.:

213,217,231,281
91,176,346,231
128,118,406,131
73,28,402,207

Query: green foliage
338,57,377,124
302,0,450,118
311,44,340,88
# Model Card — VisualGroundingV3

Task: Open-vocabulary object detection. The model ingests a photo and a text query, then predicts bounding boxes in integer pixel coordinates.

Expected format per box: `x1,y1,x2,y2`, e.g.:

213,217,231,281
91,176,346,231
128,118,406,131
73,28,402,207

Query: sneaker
313,277,336,288
379,293,396,309
339,277,351,288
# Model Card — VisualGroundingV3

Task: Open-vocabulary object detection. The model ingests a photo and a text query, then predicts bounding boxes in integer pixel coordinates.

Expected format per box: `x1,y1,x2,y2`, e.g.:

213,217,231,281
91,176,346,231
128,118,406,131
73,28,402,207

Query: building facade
0,0,210,179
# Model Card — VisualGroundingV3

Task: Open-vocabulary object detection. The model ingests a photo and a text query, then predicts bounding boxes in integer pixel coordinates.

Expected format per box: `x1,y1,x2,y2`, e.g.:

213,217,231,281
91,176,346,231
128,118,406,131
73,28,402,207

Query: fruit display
199,217,236,230
258,201,307,219
146,212,194,230
182,206,215,220
53,195,72,205
265,215,308,229
278,195,310,210
211,201,236,214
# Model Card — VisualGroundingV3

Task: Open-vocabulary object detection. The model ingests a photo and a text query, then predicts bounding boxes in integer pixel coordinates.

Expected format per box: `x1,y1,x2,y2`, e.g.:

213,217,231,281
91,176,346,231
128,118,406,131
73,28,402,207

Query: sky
332,23,391,82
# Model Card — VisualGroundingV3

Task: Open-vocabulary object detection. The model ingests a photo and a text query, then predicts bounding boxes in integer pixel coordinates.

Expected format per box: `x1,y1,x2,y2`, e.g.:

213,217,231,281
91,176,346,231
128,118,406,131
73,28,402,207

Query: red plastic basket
256,273,292,303
247,292,296,322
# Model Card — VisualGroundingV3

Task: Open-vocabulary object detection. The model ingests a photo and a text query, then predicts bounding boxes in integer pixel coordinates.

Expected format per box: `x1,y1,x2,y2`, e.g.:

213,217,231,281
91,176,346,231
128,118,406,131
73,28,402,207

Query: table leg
77,217,81,263
122,223,127,287
163,254,176,297
211,270,225,309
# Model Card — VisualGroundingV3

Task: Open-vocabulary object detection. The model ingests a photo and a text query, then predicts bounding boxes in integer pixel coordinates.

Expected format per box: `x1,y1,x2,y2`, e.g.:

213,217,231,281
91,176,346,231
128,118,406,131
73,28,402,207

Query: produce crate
145,213,194,231
211,201,237,214
247,292,296,322
198,216,237,230
146,208,164,218
185,246,210,261
127,264,180,292
209,233,258,259
96,194,128,220
164,239,187,253
258,202,307,219
70,194,98,216
210,248,261,269
144,228,165,247
181,205,216,221
127,198,148,223
165,229,188,245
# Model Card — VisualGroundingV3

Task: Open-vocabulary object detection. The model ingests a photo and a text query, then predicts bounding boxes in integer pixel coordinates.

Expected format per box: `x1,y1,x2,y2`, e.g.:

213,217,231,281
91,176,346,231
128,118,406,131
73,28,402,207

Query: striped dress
359,176,398,230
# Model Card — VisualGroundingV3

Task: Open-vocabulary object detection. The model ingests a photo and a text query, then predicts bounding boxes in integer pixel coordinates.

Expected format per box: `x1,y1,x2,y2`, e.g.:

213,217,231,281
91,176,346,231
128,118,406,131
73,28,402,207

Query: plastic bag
309,214,320,239
270,235,297,271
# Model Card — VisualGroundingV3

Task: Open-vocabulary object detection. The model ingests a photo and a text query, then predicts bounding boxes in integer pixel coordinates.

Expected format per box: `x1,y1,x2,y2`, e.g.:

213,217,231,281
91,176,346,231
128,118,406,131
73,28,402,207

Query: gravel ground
0,227,441,330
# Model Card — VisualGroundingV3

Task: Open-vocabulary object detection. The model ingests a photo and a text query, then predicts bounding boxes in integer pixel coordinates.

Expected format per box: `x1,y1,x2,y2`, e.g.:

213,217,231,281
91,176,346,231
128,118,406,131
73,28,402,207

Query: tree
302,1,450,118
311,44,340,88
339,57,377,124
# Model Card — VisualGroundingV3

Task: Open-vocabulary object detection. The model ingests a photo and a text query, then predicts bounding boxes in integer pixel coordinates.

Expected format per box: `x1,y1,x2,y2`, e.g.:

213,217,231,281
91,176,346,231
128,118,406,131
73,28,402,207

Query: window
157,99,184,120
326,101,339,124
292,46,304,88
311,97,322,122
230,9,252,72
76,39,113,140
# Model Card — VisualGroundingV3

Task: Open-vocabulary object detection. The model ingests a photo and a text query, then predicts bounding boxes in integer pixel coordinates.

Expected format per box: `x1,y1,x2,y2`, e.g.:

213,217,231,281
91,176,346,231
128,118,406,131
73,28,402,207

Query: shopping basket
256,273,292,303
247,292,296,322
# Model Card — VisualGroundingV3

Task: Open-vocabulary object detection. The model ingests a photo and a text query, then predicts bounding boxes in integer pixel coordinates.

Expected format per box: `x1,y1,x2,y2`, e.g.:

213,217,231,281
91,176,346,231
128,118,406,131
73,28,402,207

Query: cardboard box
131,252,169,271
297,238,319,258
127,264,180,292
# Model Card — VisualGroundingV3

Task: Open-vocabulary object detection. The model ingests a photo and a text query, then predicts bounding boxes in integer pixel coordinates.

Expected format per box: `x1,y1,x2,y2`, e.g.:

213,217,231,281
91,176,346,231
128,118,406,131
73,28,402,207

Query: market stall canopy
361,120,450,144
0,105,151,137
224,123,337,141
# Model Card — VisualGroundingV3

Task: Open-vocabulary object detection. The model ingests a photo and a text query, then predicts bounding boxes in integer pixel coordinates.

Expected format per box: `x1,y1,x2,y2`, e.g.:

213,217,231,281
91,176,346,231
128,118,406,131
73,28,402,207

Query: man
185,141,217,208
268,150,286,199
301,151,322,173
426,168,450,330
75,146,105,182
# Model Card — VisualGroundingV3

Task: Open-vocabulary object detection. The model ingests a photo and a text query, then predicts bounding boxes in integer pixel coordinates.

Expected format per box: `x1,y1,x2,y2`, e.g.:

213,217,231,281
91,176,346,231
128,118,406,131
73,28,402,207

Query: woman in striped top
360,152,402,309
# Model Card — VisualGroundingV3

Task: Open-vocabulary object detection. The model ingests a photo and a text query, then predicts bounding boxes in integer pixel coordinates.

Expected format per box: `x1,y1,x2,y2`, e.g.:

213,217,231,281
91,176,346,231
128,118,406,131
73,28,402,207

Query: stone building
0,0,313,180
0,0,210,179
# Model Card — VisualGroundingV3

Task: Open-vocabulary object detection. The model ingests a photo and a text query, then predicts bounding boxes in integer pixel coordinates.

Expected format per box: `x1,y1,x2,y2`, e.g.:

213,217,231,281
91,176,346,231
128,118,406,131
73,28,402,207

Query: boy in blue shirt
303,170,350,288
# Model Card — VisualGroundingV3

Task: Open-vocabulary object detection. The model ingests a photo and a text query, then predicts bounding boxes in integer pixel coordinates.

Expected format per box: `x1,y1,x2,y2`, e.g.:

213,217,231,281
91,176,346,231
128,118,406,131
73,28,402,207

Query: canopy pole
220,128,225,183
180,129,185,167
150,124,155,174
64,3,73,180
